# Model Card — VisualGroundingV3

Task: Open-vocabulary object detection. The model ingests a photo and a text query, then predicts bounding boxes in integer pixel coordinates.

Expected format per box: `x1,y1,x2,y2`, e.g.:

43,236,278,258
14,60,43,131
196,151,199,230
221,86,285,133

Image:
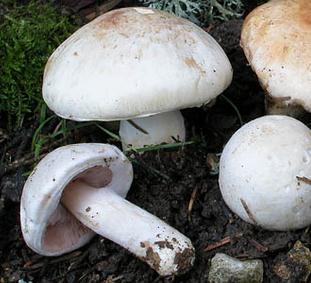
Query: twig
204,236,231,252
204,233,243,252
266,94,291,102
248,239,268,253
127,120,149,135
105,275,124,283
23,259,43,270
79,265,96,281
67,250,89,271
187,187,198,220
304,226,310,236
235,253,250,259
50,251,82,264
240,198,258,225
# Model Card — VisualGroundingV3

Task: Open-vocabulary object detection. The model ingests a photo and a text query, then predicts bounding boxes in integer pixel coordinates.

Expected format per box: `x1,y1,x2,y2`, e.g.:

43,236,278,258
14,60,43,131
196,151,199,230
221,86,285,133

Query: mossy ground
0,0,77,130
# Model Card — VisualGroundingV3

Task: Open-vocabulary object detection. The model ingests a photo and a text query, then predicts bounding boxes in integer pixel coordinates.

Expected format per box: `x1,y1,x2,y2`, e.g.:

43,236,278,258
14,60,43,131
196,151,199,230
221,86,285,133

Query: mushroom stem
61,180,195,276
265,96,305,117
119,110,186,151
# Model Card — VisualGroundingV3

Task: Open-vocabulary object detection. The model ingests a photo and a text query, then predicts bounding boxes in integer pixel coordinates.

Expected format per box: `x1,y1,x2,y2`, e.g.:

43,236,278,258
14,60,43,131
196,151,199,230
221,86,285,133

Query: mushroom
42,7,232,150
20,143,195,276
240,0,311,117
219,115,311,231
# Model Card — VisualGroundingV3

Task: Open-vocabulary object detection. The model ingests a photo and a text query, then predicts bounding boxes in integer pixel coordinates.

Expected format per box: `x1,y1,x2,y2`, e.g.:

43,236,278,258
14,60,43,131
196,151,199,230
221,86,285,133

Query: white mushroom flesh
119,110,186,150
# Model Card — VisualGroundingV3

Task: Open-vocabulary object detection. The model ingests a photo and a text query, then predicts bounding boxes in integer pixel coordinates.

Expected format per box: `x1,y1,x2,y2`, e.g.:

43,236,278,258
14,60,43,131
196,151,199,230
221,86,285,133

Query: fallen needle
204,233,243,252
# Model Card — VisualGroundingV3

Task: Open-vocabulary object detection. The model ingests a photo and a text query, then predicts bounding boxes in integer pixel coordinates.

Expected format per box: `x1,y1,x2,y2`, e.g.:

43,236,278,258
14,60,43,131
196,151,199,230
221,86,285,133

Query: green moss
138,0,244,26
0,1,77,130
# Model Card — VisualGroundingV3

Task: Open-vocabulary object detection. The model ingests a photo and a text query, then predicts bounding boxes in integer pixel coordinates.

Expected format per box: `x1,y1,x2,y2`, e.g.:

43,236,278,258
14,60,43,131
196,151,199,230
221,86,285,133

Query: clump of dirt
1,5,310,283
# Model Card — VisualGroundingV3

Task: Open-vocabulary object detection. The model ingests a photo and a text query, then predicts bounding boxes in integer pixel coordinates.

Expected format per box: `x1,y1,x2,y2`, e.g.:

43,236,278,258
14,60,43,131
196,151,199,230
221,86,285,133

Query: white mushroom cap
241,0,311,112
219,115,311,231
43,7,232,121
20,143,133,256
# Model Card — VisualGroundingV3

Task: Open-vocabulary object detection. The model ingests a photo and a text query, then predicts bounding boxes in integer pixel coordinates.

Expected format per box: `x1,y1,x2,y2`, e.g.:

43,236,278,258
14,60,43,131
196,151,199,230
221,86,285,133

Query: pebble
273,241,311,282
208,253,263,283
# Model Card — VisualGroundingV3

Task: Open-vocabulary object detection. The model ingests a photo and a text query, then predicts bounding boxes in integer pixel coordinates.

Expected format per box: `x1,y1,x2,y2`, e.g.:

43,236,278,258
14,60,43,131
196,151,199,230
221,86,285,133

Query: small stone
273,241,311,282
208,253,263,283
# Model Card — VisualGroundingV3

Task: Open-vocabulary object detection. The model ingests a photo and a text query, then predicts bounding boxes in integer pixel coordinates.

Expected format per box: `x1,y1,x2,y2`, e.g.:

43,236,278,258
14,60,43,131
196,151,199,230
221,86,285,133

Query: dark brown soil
1,2,311,283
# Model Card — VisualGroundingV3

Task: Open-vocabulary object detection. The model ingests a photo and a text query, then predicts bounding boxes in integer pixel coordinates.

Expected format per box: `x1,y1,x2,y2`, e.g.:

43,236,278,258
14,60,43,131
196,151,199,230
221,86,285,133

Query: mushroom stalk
265,96,306,118
61,180,195,276
119,110,186,151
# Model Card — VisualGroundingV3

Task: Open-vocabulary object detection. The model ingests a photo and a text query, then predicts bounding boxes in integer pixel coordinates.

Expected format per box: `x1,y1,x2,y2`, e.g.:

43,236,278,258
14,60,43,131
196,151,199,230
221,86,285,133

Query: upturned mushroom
42,7,232,150
20,143,195,276
241,0,311,117
219,115,311,231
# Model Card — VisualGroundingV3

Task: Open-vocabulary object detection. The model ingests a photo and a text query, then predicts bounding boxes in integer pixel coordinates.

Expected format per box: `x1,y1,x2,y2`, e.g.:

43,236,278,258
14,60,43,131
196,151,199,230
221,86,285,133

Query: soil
1,1,311,283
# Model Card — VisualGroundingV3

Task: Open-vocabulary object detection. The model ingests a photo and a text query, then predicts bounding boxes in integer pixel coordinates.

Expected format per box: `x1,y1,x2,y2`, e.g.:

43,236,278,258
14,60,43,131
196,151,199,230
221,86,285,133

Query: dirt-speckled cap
43,7,232,121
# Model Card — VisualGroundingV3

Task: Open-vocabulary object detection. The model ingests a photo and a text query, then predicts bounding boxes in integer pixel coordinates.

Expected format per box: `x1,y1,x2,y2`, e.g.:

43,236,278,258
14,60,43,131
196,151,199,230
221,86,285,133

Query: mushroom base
265,96,306,118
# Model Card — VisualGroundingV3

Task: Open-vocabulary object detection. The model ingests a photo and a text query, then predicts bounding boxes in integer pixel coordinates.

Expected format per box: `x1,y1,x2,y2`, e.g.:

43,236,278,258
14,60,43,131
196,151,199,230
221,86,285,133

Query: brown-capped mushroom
241,0,311,117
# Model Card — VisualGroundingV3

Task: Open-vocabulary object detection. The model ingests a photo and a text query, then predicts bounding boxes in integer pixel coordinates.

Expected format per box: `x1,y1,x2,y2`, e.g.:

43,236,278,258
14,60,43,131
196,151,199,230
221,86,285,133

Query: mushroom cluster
216,0,311,231
42,7,232,150
21,143,195,276
21,2,311,279
19,6,235,277
19,6,236,276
